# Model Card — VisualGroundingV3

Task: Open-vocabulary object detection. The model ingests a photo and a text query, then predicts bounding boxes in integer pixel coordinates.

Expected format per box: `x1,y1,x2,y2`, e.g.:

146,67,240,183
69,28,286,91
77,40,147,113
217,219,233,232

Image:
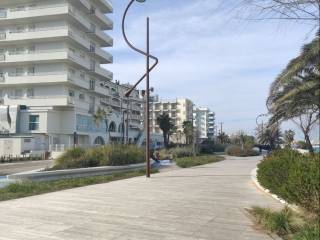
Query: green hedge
176,155,224,168
257,149,320,214
225,145,259,157
52,145,145,170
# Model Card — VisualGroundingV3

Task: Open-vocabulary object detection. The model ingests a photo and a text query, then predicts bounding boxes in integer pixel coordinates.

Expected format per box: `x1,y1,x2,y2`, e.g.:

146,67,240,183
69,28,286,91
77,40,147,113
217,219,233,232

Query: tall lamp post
122,0,159,178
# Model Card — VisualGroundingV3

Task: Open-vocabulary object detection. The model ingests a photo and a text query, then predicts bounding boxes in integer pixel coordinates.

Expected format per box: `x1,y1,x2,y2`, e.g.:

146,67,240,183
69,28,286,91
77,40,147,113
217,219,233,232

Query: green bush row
257,149,320,214
225,145,259,157
159,146,196,159
52,145,145,170
176,155,224,168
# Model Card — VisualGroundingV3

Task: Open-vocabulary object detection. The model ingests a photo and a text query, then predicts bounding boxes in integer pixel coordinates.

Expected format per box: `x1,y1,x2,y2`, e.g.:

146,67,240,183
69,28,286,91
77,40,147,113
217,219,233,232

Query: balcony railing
0,32,6,40
0,11,7,18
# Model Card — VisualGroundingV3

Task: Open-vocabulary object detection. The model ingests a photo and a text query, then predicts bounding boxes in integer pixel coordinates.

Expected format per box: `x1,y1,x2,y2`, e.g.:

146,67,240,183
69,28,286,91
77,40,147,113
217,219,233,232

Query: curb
250,168,300,212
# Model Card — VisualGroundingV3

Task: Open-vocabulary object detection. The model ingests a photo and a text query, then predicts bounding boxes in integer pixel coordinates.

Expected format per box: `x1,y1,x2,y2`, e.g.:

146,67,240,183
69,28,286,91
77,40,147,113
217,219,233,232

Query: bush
257,149,320,214
176,155,224,168
225,145,259,157
249,206,300,237
213,143,229,152
53,145,145,170
169,146,196,159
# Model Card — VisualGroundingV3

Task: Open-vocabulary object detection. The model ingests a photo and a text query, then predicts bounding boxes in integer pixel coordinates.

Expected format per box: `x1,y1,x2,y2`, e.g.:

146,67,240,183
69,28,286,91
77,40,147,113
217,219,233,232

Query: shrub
53,145,145,170
225,145,259,157
293,223,320,240
249,207,303,238
257,149,320,214
169,146,196,158
213,143,229,152
176,155,224,168
108,145,144,166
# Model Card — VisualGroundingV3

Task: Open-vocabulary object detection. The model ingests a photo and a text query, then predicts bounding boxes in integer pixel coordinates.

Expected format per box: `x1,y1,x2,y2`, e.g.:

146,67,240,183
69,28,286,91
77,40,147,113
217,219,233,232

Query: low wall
8,162,150,182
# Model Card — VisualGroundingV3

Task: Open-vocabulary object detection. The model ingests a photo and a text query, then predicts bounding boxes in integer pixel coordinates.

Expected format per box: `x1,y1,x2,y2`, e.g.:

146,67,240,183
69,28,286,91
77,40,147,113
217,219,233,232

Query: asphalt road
0,160,54,175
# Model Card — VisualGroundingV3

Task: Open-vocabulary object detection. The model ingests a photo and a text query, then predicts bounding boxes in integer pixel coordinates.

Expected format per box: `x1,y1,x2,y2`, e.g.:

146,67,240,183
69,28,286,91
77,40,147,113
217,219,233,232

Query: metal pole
126,96,130,144
146,17,151,178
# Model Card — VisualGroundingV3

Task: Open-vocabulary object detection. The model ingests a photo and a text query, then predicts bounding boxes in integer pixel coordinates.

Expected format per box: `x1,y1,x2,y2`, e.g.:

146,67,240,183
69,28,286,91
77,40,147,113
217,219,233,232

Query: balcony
0,50,91,70
4,96,74,107
90,9,113,30
95,66,113,80
92,0,113,13
0,4,91,32
89,29,113,47
0,72,69,86
0,50,69,65
89,47,113,64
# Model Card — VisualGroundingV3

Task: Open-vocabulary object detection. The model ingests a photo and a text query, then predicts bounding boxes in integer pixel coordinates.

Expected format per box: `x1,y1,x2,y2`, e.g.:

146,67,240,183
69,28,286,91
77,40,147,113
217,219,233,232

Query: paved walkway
0,156,282,240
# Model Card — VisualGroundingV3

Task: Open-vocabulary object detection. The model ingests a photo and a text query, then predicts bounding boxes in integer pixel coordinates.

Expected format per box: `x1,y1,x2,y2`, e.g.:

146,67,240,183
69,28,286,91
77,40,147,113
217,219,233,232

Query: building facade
193,107,215,141
150,96,194,143
0,0,146,157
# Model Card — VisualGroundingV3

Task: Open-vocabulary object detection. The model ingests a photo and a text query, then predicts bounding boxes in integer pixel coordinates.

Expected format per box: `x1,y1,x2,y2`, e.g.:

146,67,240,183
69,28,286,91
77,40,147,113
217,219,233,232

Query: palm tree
256,123,282,150
217,131,230,144
156,113,174,148
268,34,319,119
93,107,113,142
183,121,194,145
283,129,295,148
267,34,319,153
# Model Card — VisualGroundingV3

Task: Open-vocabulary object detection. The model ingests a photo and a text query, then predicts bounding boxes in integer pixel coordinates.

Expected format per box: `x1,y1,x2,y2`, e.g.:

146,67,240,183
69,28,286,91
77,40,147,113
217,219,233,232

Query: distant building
193,107,215,141
150,97,193,143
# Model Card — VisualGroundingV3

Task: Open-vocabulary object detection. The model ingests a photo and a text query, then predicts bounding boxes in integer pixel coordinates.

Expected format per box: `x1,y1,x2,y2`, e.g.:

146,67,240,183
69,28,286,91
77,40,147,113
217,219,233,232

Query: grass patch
176,155,224,168
248,206,319,240
0,169,158,202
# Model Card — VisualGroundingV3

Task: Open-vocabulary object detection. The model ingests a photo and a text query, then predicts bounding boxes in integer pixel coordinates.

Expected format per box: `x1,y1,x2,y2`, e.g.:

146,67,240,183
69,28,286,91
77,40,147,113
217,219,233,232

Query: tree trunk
163,131,168,148
304,132,314,154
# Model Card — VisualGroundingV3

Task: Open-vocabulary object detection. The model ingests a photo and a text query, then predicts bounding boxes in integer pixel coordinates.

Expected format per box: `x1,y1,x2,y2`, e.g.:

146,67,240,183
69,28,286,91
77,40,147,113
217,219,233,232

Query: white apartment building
150,96,194,143
0,0,146,157
193,107,215,141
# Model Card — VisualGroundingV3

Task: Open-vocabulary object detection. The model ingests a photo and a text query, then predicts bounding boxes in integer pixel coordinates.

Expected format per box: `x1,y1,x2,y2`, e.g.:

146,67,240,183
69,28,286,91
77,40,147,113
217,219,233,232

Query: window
29,115,39,131
11,68,23,76
80,71,85,79
69,68,75,75
28,66,35,75
69,90,75,97
14,89,23,97
28,45,35,53
27,88,34,97
89,79,95,90
79,93,85,101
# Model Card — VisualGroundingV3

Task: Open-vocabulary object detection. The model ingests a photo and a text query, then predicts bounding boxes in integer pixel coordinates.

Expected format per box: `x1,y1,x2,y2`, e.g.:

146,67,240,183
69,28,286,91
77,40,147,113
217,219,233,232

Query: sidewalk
0,156,282,240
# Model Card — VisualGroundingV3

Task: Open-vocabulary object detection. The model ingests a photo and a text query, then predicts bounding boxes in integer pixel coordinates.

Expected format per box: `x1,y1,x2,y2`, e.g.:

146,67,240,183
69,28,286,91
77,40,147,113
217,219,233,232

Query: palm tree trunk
163,131,168,148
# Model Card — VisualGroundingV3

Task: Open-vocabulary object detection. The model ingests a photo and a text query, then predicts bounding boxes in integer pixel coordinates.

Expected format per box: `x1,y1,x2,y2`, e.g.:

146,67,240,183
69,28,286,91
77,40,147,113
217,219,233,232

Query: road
0,160,54,176
0,156,282,240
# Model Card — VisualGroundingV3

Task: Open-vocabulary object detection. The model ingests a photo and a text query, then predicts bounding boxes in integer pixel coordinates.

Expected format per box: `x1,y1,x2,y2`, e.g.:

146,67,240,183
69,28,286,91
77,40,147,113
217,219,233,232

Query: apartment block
193,107,215,141
0,0,145,157
150,96,194,143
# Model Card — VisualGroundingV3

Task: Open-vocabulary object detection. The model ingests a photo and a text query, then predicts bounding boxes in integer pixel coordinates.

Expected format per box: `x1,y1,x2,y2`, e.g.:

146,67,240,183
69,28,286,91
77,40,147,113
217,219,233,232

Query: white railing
0,11,7,18
0,33,6,40
49,144,93,152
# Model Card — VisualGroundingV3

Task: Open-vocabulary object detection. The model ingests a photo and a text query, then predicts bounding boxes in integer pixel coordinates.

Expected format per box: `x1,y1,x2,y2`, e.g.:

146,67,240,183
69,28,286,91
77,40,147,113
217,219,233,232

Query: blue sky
105,0,317,139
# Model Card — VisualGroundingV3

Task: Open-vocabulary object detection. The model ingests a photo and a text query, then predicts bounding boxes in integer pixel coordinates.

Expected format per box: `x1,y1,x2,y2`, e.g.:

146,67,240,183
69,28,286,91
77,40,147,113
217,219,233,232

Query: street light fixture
122,0,159,178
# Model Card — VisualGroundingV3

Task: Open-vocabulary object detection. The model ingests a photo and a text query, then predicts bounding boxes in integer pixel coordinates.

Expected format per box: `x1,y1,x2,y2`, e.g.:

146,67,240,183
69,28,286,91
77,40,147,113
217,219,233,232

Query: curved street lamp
122,0,159,178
